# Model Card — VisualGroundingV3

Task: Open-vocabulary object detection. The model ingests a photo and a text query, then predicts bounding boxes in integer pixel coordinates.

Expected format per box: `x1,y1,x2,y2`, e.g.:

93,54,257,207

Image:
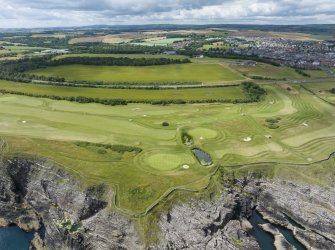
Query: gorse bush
75,141,142,154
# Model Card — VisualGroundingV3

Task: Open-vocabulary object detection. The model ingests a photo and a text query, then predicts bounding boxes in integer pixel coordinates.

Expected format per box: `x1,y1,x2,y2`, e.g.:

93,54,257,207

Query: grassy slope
303,81,335,104
28,63,244,83
0,80,245,101
0,83,334,215
230,63,307,80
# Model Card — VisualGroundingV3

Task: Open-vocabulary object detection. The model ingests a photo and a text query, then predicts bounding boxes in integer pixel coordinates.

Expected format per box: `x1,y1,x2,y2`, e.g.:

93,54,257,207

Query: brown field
31,33,67,38
68,29,220,44
0,57,19,61
68,36,106,44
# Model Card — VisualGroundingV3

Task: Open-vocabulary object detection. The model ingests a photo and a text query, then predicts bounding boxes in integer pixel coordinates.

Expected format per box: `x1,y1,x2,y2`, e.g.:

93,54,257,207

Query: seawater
0,226,45,250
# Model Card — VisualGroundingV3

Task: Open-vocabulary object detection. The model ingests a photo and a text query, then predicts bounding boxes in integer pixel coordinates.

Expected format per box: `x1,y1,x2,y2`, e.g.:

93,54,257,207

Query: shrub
265,117,281,129
162,122,170,126
97,149,107,154
266,118,279,124
267,123,279,129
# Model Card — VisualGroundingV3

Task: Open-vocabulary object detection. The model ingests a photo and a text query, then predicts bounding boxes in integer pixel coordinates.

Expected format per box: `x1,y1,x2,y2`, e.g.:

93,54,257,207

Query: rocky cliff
0,157,139,249
1,157,335,250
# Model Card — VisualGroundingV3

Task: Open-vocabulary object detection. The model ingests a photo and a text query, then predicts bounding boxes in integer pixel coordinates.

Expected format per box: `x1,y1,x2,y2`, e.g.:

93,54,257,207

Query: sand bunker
182,165,190,169
243,137,252,142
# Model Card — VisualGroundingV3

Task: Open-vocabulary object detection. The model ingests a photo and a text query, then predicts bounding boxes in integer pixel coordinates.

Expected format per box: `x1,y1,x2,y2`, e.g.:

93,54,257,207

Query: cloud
0,0,335,28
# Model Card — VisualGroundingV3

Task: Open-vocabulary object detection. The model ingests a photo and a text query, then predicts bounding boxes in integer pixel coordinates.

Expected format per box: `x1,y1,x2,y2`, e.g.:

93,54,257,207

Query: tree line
74,44,168,54
0,83,266,107
52,56,191,66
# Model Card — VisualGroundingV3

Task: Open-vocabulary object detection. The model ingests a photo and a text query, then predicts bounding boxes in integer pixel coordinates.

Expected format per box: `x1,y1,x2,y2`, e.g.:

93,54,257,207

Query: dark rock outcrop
1,157,335,250
256,181,335,250
150,190,260,250
0,157,140,250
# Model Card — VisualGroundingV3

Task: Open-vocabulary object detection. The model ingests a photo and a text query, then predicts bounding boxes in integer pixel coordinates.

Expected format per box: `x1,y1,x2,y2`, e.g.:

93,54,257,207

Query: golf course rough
0,83,334,214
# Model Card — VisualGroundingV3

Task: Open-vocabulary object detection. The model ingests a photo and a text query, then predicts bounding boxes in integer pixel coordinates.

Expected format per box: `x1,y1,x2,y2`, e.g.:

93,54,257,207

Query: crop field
230,62,307,80
28,63,245,83
131,38,187,46
0,80,245,101
1,84,335,215
31,33,67,38
52,53,189,60
0,49,12,54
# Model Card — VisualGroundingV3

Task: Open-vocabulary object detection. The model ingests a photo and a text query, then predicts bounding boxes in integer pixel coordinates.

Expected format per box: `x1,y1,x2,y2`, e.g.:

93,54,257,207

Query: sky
1,0,335,28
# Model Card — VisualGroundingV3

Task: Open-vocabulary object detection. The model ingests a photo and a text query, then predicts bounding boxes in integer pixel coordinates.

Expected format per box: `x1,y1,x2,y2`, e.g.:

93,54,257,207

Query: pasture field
0,80,245,101
28,63,245,83
52,53,189,60
303,81,335,104
230,62,307,80
0,83,335,215
304,69,333,78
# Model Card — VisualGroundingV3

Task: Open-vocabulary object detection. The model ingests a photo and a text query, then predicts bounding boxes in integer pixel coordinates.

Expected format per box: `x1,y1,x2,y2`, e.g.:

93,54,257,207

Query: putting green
146,153,194,171
188,128,218,140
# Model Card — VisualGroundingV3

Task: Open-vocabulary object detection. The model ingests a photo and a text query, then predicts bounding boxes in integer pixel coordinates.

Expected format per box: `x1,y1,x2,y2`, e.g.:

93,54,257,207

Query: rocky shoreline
0,157,334,249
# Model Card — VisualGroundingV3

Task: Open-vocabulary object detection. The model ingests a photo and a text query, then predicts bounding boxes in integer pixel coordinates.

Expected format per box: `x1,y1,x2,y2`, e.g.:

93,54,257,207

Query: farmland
1,83,335,215
0,80,245,101
131,37,187,46
229,62,308,80
28,63,245,83
303,81,335,104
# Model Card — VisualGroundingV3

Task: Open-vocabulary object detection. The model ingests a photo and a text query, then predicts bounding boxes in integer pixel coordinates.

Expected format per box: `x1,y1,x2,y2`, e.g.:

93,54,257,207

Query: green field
0,80,245,101
28,63,245,83
230,62,308,80
1,83,335,215
303,81,335,104
304,69,333,78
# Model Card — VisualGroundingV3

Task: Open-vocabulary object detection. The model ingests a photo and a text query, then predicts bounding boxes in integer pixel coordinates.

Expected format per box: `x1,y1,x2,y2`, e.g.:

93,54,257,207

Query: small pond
191,148,213,166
